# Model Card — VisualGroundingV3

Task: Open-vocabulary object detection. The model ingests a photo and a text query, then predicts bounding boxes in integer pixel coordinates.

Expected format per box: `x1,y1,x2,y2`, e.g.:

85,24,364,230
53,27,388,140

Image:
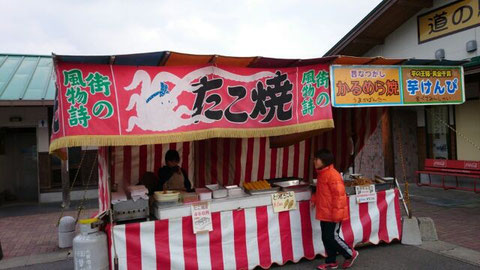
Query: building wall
0,106,49,172
455,99,480,160
361,0,480,162
0,107,48,128
365,0,479,60
0,106,49,201
0,128,38,201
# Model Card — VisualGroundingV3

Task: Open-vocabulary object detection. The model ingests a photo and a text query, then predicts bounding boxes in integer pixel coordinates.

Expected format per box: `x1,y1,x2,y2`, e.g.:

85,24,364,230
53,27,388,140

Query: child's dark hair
314,149,334,166
165,149,180,163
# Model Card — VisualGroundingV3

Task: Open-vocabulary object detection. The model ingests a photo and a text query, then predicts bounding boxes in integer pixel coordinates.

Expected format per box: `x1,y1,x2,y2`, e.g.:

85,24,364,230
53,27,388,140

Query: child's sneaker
342,250,359,269
317,262,338,269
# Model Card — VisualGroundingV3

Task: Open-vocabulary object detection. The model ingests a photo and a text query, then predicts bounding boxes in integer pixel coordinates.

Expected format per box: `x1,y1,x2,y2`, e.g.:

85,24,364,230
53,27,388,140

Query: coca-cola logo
464,162,478,169
433,160,447,167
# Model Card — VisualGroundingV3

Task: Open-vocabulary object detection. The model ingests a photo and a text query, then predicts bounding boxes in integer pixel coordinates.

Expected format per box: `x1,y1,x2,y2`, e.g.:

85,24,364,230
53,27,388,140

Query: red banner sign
50,63,333,152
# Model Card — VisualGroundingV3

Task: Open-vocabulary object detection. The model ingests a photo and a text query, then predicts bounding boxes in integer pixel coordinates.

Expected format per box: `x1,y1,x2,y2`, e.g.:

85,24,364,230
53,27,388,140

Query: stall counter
154,190,311,220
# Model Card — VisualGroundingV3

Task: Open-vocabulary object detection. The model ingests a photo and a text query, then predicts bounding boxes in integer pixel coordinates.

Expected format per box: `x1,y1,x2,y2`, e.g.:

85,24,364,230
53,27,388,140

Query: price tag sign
191,201,213,234
271,191,297,213
355,184,376,204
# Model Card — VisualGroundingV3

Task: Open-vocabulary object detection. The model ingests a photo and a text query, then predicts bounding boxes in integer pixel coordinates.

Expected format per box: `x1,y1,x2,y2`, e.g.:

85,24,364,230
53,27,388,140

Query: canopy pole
61,154,70,209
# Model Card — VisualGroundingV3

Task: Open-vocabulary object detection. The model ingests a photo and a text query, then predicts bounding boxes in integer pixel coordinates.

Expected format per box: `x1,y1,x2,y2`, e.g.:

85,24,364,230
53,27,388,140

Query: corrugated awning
0,54,56,105
54,51,335,68
463,56,480,75
53,51,466,68
402,58,469,66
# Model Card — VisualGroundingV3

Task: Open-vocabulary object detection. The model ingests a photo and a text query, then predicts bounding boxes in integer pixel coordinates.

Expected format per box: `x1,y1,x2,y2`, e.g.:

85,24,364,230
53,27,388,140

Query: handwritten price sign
355,184,376,204
191,201,213,234
271,191,297,213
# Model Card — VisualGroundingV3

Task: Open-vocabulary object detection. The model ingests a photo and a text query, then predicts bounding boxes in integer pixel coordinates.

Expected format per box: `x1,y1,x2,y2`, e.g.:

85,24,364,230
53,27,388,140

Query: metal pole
61,151,70,209
395,178,410,218
350,109,356,174
0,240,3,260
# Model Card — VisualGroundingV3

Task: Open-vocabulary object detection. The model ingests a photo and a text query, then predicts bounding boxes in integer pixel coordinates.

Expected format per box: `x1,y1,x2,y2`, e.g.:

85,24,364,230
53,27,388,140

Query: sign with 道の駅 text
417,0,480,43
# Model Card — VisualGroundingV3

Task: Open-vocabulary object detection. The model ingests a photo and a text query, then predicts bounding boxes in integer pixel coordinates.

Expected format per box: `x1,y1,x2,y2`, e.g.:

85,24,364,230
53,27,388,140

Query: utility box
58,216,76,248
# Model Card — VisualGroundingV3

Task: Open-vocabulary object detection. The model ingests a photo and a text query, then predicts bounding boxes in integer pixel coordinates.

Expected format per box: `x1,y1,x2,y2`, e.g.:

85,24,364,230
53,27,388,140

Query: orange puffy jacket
311,164,349,222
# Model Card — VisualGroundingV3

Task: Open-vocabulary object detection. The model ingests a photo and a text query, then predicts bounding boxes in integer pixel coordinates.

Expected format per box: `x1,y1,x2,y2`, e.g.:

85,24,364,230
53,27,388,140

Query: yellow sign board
330,65,402,107
402,66,464,104
418,0,480,43
271,191,297,213
330,65,465,107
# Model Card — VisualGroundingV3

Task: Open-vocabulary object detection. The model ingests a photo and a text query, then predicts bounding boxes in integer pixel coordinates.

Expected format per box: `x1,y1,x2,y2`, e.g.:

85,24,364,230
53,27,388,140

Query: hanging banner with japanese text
330,65,464,107
417,0,480,43
50,63,333,152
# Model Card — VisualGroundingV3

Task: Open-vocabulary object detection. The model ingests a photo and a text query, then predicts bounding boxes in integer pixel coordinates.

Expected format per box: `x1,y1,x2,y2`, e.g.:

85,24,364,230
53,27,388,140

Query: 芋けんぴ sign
329,65,464,107
50,63,334,152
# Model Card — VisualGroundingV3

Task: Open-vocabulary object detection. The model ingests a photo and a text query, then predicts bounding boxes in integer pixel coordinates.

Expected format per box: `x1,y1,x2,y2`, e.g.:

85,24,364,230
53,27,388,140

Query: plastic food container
225,185,243,197
205,184,221,191
154,191,180,202
212,188,228,199
181,192,199,204
206,184,228,199
227,187,243,197
196,188,212,201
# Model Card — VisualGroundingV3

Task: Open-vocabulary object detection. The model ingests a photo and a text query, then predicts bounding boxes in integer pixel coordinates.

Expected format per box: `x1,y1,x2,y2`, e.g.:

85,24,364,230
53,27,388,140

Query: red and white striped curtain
106,139,312,190
314,107,384,173
194,138,313,187
109,142,194,191
194,108,383,187
98,146,111,214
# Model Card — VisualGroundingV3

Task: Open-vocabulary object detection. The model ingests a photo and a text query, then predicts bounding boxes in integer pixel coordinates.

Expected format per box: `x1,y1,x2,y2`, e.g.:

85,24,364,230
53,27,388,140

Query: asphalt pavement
272,243,479,270
6,243,480,270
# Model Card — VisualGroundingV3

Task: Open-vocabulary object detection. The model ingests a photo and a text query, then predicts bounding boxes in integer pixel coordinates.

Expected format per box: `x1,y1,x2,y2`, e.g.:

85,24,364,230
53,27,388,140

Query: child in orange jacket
311,149,358,269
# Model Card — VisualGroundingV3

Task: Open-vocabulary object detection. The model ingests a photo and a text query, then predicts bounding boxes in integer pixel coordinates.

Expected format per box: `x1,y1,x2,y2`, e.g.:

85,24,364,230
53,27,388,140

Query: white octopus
124,66,275,132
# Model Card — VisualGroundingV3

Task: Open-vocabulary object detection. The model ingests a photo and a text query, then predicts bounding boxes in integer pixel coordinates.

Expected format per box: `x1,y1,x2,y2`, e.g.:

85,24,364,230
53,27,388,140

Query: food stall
103,142,401,269
49,52,438,269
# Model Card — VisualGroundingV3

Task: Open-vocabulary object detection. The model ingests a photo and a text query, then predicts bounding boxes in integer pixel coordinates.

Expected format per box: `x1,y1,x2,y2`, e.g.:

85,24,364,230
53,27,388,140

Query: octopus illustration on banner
124,67,275,132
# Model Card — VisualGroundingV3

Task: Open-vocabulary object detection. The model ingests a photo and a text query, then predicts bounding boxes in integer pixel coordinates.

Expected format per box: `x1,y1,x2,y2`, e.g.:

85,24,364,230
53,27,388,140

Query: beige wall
455,100,480,161
365,0,479,60
359,0,480,163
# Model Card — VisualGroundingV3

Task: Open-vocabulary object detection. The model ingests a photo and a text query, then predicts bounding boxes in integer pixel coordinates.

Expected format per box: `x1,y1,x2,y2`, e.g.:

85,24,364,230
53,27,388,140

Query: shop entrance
0,128,38,202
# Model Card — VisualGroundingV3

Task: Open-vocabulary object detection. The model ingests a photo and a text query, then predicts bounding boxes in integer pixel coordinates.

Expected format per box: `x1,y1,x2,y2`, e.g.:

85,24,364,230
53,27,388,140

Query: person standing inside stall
158,150,193,192
311,149,358,269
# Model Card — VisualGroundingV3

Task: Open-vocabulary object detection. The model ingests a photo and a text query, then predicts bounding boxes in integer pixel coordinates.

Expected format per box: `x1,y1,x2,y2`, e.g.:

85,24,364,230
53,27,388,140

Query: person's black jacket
138,172,159,196
158,166,193,192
